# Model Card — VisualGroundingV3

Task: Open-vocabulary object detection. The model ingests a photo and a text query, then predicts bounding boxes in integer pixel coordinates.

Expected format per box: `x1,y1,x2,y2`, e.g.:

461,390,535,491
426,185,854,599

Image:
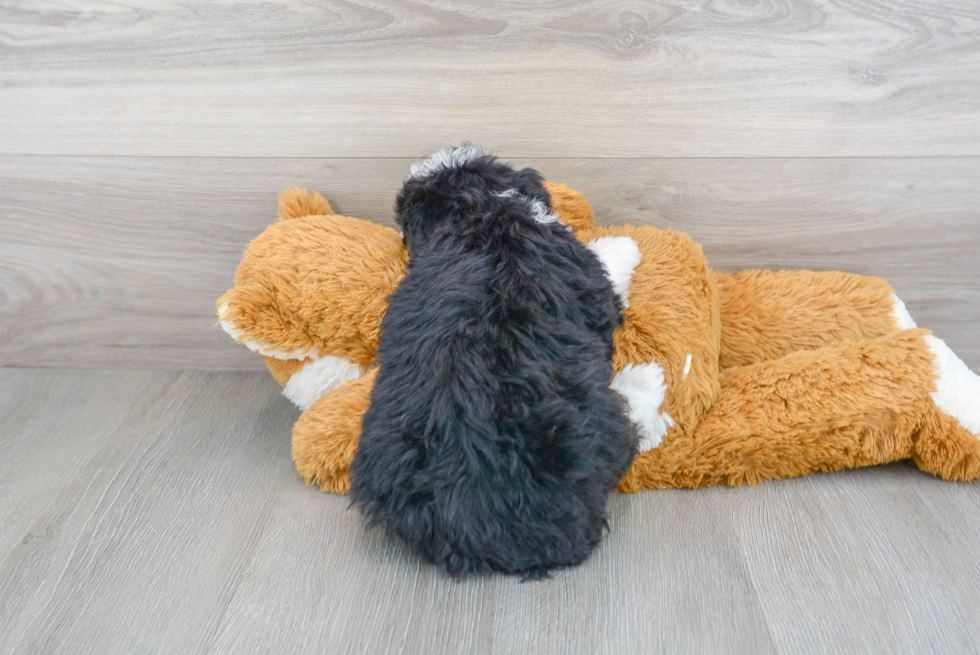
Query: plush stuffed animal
218,183,980,494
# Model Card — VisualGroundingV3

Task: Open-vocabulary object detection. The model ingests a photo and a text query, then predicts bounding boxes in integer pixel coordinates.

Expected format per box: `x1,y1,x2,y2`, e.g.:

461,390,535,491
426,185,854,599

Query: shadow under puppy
349,146,638,579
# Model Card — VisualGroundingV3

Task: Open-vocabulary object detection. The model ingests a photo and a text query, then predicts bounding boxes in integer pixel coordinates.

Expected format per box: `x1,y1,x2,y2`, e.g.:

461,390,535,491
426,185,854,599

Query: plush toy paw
924,336,980,438
892,294,980,438
913,399,980,482
892,299,980,481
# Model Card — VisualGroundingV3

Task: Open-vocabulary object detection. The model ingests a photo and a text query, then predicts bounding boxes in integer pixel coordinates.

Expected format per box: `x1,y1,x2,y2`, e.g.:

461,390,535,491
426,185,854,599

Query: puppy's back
350,148,636,578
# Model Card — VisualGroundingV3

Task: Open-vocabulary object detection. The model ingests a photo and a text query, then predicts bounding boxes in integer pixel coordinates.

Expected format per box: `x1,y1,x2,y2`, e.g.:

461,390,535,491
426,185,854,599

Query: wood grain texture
0,369,298,654
1,369,979,654
0,368,180,558
725,466,980,653
2,0,979,158
3,0,978,648
210,481,776,655
486,490,776,655
1,155,977,370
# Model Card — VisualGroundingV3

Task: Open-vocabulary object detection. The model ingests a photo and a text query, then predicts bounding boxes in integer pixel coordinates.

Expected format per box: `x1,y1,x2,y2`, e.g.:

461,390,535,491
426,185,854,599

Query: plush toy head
216,189,406,401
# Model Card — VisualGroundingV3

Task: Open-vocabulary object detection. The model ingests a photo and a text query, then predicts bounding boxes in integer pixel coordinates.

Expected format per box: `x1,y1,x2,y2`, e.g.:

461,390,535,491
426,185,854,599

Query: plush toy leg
715,270,909,368
911,336,980,481
618,329,940,491
912,401,980,481
291,369,376,494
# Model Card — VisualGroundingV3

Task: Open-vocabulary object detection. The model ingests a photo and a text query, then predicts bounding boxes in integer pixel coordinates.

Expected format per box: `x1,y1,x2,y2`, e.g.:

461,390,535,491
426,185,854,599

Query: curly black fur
349,147,638,579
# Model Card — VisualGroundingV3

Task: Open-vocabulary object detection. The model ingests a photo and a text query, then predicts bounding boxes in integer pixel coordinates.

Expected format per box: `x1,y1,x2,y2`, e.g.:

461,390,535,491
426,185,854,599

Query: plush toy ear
544,182,597,231
278,187,334,221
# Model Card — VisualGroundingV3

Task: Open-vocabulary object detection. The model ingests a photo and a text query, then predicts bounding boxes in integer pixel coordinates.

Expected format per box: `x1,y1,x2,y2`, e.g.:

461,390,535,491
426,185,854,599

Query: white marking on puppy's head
493,189,563,227
282,355,365,410
586,236,642,308
925,336,980,436
683,354,693,378
527,197,559,225
408,144,486,181
891,294,918,330
610,361,675,451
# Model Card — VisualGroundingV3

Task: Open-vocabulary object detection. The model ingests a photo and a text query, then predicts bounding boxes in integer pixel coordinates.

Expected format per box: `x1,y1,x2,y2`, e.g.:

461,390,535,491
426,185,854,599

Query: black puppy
349,146,637,579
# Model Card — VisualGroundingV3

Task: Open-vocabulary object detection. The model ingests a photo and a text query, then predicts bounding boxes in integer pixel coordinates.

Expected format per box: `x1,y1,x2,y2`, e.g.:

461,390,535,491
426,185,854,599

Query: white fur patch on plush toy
891,294,918,330
610,362,676,452
925,336,980,437
218,304,313,360
587,236,642,308
283,356,365,410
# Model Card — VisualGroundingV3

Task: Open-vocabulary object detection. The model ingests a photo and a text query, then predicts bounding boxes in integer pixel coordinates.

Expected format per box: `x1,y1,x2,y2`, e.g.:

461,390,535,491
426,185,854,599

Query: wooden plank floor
1,367,978,654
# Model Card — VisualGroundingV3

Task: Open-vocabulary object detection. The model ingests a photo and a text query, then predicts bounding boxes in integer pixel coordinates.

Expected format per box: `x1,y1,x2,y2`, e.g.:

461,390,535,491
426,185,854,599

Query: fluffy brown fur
293,370,377,494
218,201,406,368
219,183,980,494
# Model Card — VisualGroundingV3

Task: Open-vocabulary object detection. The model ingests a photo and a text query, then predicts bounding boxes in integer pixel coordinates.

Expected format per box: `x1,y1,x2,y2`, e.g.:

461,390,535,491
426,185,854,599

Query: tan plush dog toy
218,183,980,494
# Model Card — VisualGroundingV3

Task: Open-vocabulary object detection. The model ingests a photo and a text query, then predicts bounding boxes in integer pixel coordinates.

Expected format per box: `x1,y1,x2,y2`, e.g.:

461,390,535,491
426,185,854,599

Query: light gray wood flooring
1,368,978,654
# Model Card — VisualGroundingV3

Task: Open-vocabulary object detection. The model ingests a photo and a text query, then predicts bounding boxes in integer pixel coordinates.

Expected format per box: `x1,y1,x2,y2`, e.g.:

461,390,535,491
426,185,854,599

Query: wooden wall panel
1,156,977,369
2,0,979,158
